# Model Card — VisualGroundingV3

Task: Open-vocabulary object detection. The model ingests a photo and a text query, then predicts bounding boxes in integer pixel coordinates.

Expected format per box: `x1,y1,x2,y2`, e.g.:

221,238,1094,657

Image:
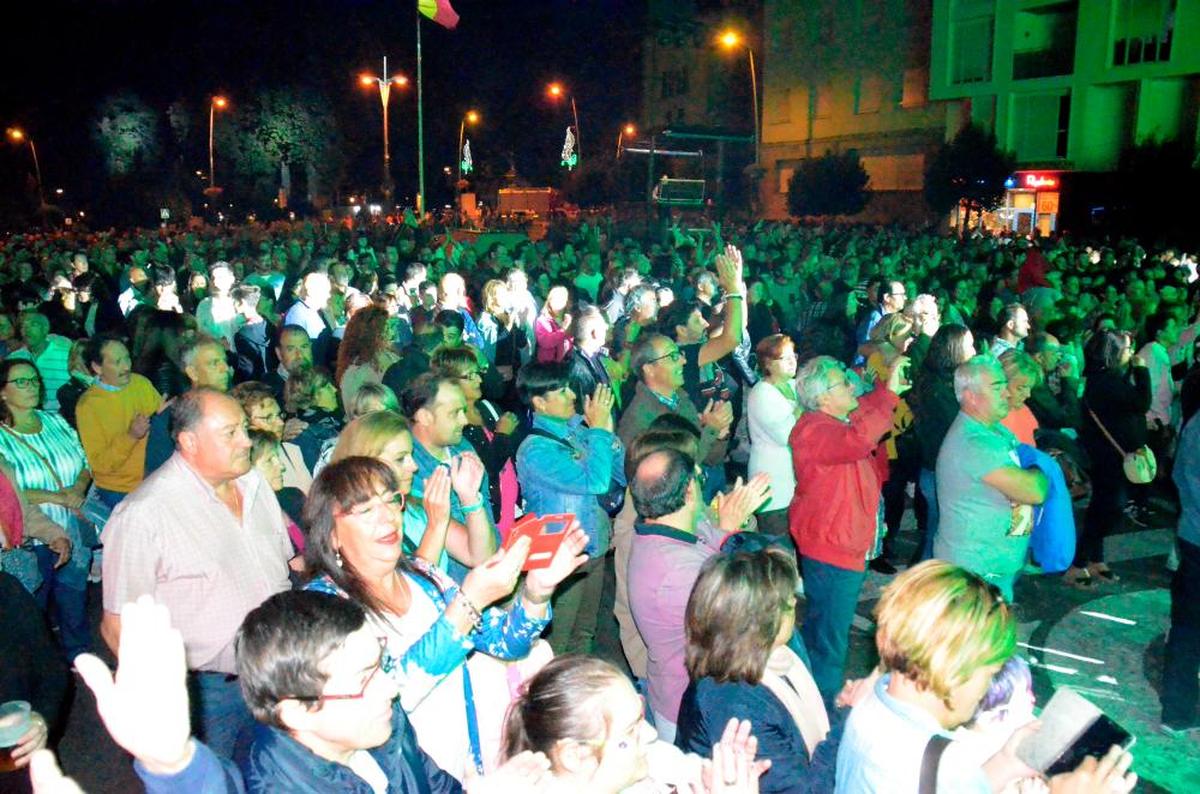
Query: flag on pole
461,140,473,175
561,127,578,170
418,0,459,29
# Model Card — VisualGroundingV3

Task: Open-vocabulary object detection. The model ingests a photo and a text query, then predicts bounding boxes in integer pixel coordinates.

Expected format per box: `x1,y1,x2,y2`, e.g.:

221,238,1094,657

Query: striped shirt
8,335,74,413
0,411,89,531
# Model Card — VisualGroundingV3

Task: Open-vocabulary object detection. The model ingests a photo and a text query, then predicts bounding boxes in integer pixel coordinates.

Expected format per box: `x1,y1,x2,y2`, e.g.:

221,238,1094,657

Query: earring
335,548,343,569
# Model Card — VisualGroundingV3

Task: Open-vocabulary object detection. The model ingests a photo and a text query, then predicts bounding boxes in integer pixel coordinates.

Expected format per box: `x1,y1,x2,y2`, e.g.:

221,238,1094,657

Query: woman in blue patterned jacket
302,456,587,780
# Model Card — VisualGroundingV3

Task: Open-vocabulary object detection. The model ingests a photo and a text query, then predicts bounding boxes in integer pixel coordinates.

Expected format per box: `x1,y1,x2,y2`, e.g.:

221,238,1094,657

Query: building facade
930,0,1200,234
759,0,949,222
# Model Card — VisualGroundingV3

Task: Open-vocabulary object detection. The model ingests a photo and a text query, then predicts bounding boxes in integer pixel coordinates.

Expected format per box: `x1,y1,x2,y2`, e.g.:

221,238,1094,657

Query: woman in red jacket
787,354,910,702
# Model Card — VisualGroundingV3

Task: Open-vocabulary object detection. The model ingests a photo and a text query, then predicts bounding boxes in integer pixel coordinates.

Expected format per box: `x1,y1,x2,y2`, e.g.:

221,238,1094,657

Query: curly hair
335,305,391,386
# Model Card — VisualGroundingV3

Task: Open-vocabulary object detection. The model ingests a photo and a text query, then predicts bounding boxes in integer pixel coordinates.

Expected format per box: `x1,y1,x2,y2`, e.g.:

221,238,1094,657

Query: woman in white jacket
747,334,802,550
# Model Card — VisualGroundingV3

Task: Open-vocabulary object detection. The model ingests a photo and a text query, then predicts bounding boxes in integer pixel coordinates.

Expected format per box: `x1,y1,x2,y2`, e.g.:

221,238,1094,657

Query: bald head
631,448,696,520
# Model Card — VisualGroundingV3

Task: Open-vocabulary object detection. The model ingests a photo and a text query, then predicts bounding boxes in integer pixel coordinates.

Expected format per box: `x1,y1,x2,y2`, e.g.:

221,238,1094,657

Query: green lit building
931,0,1200,234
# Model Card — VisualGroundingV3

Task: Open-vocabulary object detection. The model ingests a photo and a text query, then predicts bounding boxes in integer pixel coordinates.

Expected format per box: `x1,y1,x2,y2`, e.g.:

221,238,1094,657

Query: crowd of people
2,212,1195,792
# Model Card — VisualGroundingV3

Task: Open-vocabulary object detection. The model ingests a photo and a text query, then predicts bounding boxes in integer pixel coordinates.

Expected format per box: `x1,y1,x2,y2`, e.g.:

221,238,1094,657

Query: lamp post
6,127,46,208
359,56,409,202
547,82,581,170
457,110,479,185
616,123,636,159
206,96,228,196
718,30,760,165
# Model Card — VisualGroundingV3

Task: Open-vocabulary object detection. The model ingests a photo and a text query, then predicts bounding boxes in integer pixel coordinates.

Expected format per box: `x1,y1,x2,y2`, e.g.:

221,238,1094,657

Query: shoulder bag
1085,407,1156,484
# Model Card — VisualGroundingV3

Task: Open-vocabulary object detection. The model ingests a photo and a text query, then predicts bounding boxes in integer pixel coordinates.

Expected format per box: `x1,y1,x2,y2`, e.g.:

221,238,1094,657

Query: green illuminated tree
92,92,162,177
787,150,870,218
924,124,1015,229
217,87,345,210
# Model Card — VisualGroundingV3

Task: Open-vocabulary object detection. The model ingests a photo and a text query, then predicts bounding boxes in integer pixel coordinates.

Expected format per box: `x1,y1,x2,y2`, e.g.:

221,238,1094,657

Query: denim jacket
515,414,626,557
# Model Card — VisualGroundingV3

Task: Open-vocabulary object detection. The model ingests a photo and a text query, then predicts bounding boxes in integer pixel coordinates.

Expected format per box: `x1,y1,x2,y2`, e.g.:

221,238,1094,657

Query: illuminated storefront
993,171,1062,236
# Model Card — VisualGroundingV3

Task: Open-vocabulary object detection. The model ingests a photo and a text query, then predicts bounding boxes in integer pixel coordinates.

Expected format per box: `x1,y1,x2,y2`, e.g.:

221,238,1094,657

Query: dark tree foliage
923,124,1015,222
1112,138,1200,247
787,150,870,218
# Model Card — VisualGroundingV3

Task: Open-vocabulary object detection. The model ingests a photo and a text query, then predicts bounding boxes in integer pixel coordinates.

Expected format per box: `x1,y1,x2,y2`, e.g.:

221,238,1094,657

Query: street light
6,127,46,208
359,56,410,202
717,29,760,165
546,82,581,170
207,96,229,197
457,110,479,184
616,123,636,158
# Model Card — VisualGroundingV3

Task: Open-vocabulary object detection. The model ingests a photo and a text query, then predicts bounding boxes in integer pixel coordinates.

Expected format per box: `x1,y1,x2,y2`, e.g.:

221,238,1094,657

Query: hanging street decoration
461,139,473,175
561,127,577,171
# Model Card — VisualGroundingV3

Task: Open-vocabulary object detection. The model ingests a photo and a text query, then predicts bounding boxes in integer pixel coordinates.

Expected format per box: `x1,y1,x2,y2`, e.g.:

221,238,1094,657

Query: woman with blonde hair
477,279,527,380
998,350,1043,447
837,560,1137,793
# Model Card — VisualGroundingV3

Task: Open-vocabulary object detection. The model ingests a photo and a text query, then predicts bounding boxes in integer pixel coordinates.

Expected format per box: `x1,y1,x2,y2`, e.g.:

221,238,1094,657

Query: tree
92,92,162,178
1114,137,1199,245
923,124,1015,229
787,150,870,217
217,87,345,211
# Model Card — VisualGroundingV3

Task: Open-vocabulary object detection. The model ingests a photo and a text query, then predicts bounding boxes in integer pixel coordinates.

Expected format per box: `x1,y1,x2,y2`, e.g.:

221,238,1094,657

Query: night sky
0,0,647,214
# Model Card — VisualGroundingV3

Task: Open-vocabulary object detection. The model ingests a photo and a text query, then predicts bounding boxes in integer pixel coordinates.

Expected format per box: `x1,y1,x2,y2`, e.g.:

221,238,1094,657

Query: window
813,83,834,119
900,68,929,108
1056,94,1070,158
779,167,794,194
660,67,689,100
951,17,993,83
1012,2,1078,80
769,87,793,124
1113,0,1176,65
855,74,885,114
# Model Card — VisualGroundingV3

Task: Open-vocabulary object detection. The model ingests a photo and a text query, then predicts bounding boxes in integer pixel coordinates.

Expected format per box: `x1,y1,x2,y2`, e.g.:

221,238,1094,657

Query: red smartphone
503,513,575,570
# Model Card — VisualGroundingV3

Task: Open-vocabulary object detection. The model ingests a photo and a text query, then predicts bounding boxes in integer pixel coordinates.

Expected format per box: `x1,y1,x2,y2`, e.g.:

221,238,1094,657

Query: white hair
795,356,845,411
953,355,1003,403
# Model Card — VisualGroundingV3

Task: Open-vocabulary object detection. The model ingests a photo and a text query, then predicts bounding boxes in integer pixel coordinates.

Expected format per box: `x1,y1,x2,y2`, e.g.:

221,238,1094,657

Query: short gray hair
181,336,224,371
953,355,1004,403
795,356,845,411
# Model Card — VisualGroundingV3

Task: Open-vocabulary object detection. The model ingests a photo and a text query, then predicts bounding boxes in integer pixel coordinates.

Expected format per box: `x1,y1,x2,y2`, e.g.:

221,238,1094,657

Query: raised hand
465,750,551,793
700,718,771,793
422,465,453,532
583,384,616,432
460,536,531,608
524,522,589,603
716,244,745,294
714,474,772,533
450,452,487,503
73,596,194,776
886,355,912,396
700,399,735,439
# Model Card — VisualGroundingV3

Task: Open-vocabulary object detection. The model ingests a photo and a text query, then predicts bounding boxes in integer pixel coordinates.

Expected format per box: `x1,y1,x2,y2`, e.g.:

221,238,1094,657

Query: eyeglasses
648,348,683,365
340,491,406,518
5,376,40,389
287,636,388,703
460,370,483,381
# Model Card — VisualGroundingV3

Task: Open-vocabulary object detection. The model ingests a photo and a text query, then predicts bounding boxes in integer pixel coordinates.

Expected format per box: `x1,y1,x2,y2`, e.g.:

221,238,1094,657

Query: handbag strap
0,423,66,491
1085,406,1129,458
919,735,952,794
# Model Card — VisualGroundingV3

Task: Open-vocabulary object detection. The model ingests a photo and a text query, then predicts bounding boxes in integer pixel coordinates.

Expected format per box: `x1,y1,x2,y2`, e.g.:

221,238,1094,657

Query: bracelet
455,591,484,631
724,293,745,300
461,498,485,515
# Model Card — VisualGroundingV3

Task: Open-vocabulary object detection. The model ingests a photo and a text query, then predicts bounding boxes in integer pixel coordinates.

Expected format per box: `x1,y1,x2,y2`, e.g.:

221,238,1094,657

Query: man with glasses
935,355,1048,601
855,279,906,365
617,334,733,498
101,389,293,760
788,354,909,704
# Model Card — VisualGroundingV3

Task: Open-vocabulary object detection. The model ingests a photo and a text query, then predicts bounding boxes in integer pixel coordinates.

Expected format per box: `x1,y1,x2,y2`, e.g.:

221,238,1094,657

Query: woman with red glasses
302,455,587,780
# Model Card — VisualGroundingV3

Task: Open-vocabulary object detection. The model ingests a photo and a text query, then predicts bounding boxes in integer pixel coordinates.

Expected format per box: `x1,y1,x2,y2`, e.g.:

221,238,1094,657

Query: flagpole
416,6,426,217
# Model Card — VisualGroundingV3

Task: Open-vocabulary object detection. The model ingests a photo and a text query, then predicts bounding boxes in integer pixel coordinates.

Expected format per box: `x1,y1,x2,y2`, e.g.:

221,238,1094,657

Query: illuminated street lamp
6,127,46,208
717,29,760,165
206,96,229,196
457,110,479,184
616,123,636,158
359,56,410,201
547,82,581,170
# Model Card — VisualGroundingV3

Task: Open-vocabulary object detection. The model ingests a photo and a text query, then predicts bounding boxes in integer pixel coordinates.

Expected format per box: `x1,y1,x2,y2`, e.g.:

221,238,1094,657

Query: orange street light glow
719,30,741,48
623,124,636,136
212,96,228,109
359,74,375,87
392,75,409,86
466,110,480,124
547,83,564,98
7,128,25,142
